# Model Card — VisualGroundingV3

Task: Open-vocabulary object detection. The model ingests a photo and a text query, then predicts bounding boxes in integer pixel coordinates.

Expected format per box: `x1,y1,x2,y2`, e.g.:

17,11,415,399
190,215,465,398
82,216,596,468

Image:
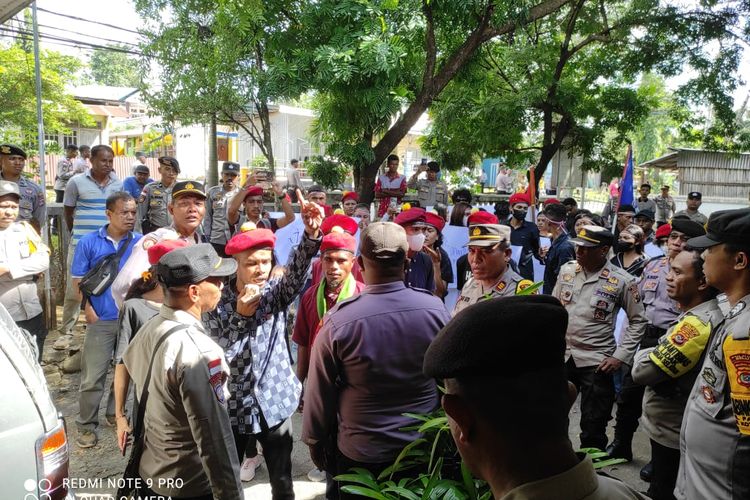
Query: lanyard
316,274,356,320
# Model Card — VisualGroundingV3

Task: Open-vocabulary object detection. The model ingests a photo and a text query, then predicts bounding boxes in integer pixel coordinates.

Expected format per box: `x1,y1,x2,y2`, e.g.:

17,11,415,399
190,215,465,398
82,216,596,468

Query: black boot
606,437,633,462
640,461,653,482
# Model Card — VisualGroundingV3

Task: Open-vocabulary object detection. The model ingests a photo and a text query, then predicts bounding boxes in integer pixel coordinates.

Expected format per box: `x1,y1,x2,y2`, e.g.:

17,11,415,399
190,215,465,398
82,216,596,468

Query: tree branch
422,0,437,91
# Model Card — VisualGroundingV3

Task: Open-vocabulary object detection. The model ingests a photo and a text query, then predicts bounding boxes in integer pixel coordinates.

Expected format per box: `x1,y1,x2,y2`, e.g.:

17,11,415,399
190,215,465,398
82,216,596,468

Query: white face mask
407,233,426,252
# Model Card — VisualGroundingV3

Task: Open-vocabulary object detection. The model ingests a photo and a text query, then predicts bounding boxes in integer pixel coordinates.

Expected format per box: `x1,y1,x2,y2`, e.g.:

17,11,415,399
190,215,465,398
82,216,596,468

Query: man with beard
504,192,541,281
71,192,142,448
204,190,323,499
205,162,241,256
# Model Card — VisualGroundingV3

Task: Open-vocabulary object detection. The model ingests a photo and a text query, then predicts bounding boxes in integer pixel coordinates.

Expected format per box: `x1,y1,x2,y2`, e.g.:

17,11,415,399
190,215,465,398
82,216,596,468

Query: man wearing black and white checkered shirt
203,190,323,500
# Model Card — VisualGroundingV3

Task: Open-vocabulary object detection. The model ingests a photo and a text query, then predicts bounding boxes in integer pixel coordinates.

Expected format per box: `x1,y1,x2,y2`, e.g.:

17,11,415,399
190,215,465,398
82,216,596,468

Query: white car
0,304,74,499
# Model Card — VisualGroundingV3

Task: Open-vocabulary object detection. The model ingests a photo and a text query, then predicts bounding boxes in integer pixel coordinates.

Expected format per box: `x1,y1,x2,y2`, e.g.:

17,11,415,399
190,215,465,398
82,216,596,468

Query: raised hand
297,189,323,237
272,181,284,197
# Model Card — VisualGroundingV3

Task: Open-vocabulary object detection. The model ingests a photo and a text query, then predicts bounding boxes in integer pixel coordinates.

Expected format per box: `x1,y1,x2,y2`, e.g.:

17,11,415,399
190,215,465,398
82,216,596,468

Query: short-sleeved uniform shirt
1,173,45,228
205,185,240,245
138,181,175,229
453,267,525,315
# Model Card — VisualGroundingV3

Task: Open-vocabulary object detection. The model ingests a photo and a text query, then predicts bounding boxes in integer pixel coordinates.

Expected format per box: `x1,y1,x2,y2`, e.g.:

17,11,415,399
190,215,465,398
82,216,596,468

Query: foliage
305,156,349,190
87,46,140,87
0,43,94,153
422,0,750,182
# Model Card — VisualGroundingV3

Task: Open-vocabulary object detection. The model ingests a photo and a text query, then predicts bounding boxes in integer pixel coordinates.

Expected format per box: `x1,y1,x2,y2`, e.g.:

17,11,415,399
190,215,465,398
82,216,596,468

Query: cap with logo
686,208,750,249
570,225,614,247
156,243,237,286
172,180,206,199
158,156,181,173
467,224,511,247
687,191,702,200
222,162,240,175
0,144,27,159
359,222,408,260
0,180,21,200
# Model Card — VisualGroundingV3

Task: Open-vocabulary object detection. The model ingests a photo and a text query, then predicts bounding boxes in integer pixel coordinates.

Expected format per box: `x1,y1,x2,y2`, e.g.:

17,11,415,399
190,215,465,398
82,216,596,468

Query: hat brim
209,257,238,278
466,239,503,247
686,234,721,249
173,189,207,199
570,237,601,247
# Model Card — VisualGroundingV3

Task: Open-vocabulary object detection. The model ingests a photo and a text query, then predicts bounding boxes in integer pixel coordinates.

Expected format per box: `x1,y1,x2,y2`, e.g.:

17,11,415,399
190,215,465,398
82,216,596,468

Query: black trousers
566,358,615,450
55,189,64,203
325,450,393,500
647,439,680,500
612,370,645,441
233,416,294,500
17,313,47,362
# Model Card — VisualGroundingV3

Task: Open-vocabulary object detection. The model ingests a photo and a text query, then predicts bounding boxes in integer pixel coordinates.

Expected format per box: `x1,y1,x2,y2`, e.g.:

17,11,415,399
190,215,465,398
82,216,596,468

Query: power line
0,26,145,57
36,22,141,48
36,7,142,35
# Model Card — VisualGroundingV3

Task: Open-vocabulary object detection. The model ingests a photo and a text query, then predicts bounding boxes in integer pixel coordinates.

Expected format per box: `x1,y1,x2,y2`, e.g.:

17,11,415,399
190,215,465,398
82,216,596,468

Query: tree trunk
207,114,218,187
358,160,380,206
259,101,275,176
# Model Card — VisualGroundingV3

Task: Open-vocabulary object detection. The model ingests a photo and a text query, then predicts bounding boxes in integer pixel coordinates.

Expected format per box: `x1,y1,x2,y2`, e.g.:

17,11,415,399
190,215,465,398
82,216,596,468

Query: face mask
615,241,634,253
407,233,426,252
512,209,528,220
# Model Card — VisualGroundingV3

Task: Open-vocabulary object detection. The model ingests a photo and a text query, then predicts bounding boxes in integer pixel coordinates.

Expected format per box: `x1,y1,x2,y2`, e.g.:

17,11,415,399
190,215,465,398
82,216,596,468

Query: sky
1,0,749,107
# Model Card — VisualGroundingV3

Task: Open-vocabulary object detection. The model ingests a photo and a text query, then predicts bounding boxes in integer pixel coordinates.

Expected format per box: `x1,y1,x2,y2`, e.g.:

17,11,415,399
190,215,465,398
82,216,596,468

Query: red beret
509,193,531,205
467,211,498,225
394,207,426,226
342,191,358,203
147,239,189,265
244,186,264,199
320,231,357,254
225,228,276,254
655,223,672,239
543,197,561,206
423,212,445,232
321,214,358,235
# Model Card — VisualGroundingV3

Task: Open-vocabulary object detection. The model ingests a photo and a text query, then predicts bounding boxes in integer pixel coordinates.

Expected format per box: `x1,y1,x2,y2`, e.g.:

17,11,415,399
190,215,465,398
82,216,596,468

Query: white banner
441,225,469,289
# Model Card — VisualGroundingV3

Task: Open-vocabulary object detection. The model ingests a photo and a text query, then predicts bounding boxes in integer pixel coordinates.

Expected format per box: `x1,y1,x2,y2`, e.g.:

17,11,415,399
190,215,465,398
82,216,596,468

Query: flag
617,145,634,209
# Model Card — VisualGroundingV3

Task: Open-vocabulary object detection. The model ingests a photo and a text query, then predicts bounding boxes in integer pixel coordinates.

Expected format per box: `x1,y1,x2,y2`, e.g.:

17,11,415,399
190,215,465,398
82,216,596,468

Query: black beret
687,208,750,249
0,144,27,158
423,295,568,379
617,204,636,214
671,215,706,238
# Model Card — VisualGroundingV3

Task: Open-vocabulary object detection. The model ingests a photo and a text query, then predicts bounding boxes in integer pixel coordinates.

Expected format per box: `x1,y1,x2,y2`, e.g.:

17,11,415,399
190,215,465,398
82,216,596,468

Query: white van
0,304,74,500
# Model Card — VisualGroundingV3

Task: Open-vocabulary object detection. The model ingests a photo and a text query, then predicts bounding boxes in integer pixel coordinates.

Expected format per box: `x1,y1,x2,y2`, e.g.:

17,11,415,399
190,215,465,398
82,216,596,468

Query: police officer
122,243,242,500
407,160,448,207
0,180,50,360
453,214,531,316
204,162,240,256
675,208,750,500
553,225,647,451
607,216,706,466
138,156,179,234
0,144,46,233
424,296,648,500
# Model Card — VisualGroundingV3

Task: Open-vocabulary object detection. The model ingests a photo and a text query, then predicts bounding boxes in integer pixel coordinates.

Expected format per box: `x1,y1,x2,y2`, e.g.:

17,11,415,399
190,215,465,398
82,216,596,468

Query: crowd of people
1,142,749,500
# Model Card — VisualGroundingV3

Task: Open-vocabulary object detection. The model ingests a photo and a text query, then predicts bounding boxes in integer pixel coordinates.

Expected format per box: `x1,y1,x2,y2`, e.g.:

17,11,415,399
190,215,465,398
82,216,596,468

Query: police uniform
0,181,50,360
122,245,241,500
675,208,750,499
0,145,45,229
553,225,647,450
204,162,240,255
138,157,180,233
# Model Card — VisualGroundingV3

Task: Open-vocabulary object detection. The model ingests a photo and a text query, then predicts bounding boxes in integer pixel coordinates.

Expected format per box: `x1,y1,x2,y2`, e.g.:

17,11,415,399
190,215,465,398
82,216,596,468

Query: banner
441,225,469,289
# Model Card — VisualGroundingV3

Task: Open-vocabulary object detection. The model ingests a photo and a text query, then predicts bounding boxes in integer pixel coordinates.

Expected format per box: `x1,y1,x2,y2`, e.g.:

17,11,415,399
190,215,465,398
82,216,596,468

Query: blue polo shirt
123,175,153,198
71,226,142,320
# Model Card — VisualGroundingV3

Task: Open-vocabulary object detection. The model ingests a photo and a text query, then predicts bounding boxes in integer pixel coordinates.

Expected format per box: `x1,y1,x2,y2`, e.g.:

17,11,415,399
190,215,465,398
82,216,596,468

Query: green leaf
592,457,628,469
340,485,392,500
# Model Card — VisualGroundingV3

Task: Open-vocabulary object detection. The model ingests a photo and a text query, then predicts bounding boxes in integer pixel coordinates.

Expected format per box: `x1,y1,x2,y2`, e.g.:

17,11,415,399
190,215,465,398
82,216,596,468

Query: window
44,133,59,149
62,131,78,147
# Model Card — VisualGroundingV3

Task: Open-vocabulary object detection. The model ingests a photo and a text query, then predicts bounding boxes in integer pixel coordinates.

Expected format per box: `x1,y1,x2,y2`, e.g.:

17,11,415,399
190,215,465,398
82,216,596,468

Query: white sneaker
240,455,262,482
307,467,326,482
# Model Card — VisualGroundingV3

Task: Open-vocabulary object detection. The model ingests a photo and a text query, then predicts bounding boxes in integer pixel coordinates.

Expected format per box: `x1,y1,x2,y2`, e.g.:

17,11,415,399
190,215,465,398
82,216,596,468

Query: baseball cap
359,222,408,260
172,180,206,200
687,191,702,200
0,180,21,200
156,243,237,286
570,225,614,247
686,208,750,249
222,162,240,174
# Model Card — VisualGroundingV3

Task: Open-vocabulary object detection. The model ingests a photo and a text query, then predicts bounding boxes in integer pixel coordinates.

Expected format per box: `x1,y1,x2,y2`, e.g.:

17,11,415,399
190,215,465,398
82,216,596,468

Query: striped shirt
63,172,124,244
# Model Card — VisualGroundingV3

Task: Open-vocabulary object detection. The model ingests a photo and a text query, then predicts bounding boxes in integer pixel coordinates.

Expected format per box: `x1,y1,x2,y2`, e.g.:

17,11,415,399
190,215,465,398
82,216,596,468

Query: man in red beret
203,190,324,498
311,215,364,286
421,212,452,299
394,207,436,293
226,181,295,232
505,193,542,281
341,191,358,217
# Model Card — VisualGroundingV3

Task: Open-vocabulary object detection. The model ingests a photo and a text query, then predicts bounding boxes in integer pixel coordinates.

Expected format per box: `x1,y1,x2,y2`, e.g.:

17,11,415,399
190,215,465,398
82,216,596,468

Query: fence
28,155,161,187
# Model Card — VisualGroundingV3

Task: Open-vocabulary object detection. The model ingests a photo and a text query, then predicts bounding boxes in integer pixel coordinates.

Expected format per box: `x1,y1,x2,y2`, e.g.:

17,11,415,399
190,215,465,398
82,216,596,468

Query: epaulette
560,260,580,273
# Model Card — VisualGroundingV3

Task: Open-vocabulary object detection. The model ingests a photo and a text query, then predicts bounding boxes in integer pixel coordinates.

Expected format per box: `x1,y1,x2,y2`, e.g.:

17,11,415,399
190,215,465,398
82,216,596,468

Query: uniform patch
728,301,747,319
703,367,717,386
628,283,641,303
562,273,573,282
650,315,711,377
602,284,617,293
141,237,157,250
723,335,750,435
702,385,716,404
600,269,610,278
607,276,620,285
593,309,608,321
595,289,617,300
728,352,750,388
643,280,658,291
495,281,506,292
153,189,162,195
575,264,582,272
208,358,226,404
561,289,573,303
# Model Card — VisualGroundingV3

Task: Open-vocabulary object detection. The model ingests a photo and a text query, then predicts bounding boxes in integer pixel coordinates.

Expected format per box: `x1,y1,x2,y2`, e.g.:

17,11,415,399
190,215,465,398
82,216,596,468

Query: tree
421,0,750,185
280,0,572,203
135,0,296,186
0,43,94,152
88,46,141,87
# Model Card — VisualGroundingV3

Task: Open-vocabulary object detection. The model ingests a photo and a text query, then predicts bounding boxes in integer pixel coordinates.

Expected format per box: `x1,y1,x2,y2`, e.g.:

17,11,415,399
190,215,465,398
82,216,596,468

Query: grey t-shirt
114,297,161,363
